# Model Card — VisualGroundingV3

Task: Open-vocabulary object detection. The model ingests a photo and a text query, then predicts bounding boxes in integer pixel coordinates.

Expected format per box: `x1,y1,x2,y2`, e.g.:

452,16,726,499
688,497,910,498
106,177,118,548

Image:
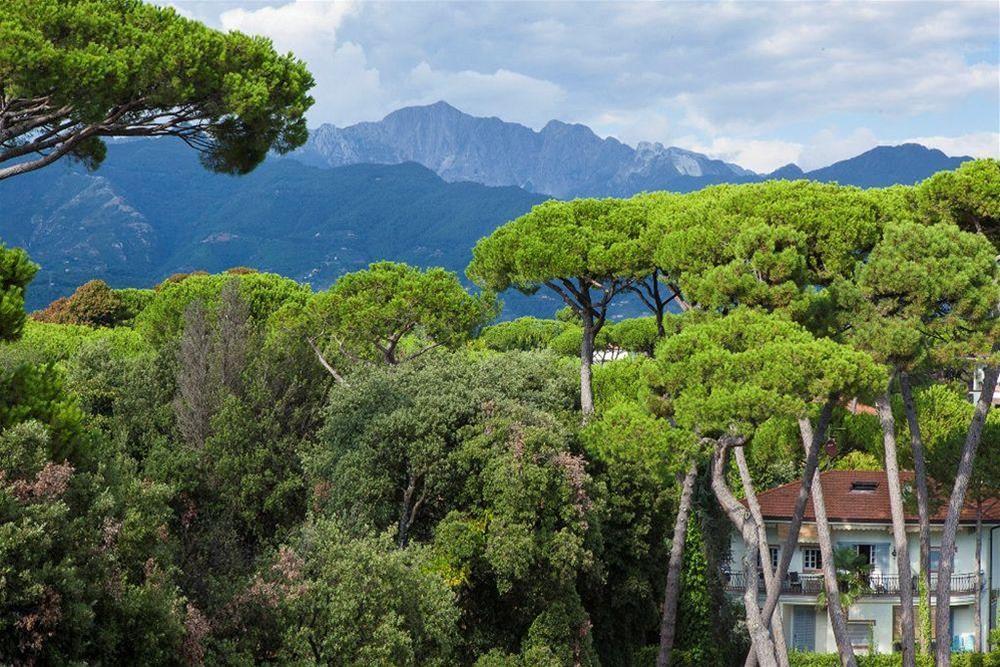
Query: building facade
726,470,1000,654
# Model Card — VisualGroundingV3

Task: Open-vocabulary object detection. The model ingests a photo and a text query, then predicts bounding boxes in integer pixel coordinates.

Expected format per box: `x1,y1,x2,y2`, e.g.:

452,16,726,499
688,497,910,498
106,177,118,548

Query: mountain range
0,101,974,315
291,101,970,197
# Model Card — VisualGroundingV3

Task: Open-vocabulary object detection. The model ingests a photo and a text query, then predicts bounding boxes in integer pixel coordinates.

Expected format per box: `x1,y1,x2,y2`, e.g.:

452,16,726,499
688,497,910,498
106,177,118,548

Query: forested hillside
0,140,547,312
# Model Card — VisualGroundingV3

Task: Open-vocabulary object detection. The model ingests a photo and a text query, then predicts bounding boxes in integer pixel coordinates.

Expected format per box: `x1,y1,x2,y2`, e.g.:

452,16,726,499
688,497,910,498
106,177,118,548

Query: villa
726,470,1000,654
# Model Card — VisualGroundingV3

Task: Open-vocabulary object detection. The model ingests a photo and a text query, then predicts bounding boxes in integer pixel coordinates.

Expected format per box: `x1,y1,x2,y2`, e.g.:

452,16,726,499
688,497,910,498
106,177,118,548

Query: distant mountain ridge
290,102,971,196
0,107,974,316
292,101,752,198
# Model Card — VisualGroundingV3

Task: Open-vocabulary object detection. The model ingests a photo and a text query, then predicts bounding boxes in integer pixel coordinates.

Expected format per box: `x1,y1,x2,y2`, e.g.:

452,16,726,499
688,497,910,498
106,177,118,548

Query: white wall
727,520,1000,653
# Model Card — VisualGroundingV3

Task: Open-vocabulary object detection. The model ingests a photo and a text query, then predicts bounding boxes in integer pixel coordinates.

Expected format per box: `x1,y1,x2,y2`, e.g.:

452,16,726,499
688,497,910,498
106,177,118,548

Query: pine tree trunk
875,391,916,667
735,447,789,667
974,500,983,653
746,404,834,667
935,365,998,667
710,444,779,667
656,461,699,667
580,309,595,416
810,467,858,666
900,372,932,655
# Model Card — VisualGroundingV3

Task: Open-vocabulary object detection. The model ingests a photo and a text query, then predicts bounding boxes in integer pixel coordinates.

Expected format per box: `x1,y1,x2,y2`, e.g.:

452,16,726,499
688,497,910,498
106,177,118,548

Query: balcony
722,571,980,597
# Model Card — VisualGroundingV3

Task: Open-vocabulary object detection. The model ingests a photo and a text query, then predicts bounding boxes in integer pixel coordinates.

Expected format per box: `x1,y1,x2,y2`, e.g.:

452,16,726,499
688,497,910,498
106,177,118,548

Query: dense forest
1,158,998,666
1,2,999,666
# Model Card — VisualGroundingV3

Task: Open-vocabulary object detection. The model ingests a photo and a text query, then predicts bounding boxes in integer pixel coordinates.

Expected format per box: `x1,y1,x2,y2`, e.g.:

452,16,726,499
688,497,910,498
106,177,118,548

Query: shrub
478,317,568,352
33,280,129,327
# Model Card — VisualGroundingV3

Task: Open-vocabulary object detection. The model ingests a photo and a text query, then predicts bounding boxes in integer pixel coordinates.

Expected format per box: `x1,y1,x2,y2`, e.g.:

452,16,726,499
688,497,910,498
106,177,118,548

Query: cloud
177,0,997,169
219,1,357,49
403,62,567,129
905,133,1000,159
681,137,805,174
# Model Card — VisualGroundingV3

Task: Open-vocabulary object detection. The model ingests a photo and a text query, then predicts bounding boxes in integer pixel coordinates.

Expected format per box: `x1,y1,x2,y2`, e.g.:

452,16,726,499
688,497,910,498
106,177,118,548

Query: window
850,481,878,493
929,548,954,573
803,547,822,570
847,621,874,648
769,546,780,571
856,544,876,567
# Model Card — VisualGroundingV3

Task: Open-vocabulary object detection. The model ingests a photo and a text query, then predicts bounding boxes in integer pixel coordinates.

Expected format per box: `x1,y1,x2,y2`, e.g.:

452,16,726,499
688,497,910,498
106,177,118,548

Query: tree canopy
0,0,314,179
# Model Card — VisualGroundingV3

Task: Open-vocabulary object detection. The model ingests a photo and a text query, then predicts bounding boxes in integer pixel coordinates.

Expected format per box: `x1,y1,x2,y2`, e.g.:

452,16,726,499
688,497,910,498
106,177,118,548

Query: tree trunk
710,444,779,667
935,365,999,667
899,372,932,655
580,309,595,416
735,448,789,667
809,461,858,667
656,461,699,667
974,499,983,653
652,269,667,338
745,403,834,667
875,391,916,667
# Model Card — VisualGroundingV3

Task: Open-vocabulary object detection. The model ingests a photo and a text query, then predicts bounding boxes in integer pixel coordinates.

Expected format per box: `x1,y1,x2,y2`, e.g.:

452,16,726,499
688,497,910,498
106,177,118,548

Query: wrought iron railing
722,571,980,597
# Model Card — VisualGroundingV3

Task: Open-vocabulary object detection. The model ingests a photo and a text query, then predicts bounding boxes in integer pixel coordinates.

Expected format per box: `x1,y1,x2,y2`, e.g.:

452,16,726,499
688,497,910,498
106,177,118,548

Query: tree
624,193,691,335
921,386,1000,654
915,158,1000,249
0,0,314,180
851,218,998,664
468,199,645,415
579,401,696,666
266,521,460,665
311,262,496,375
0,244,37,340
650,309,884,667
33,279,129,327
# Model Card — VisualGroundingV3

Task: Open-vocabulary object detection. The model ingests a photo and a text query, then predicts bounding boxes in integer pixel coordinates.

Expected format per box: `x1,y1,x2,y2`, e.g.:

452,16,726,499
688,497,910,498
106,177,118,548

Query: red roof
752,470,1000,525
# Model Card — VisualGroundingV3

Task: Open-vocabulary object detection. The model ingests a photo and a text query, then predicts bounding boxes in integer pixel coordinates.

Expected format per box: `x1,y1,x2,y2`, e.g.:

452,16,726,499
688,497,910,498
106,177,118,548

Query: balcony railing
722,571,980,597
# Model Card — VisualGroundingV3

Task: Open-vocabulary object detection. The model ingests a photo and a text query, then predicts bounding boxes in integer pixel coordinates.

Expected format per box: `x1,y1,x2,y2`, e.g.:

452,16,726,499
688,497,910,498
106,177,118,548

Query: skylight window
850,481,879,493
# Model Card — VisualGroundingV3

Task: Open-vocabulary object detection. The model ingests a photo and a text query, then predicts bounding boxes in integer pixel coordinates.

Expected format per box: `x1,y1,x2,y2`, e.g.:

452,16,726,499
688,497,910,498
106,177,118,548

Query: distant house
971,366,1000,406
725,470,1000,654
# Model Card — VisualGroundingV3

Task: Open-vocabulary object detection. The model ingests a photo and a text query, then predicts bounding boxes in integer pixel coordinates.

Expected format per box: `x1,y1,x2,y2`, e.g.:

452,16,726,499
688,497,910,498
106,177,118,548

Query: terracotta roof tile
752,470,1000,524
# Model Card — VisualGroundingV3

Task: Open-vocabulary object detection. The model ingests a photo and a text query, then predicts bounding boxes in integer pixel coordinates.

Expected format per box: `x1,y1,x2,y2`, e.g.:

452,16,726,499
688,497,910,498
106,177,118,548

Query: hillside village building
726,470,1000,654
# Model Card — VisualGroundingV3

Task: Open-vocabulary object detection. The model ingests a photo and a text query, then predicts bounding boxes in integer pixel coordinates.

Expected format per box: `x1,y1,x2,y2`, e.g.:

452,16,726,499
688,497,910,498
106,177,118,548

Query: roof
751,470,1000,525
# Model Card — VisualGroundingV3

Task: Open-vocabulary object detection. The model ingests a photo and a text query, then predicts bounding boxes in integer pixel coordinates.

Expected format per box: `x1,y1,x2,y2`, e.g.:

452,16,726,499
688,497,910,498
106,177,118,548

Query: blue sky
167,1,999,172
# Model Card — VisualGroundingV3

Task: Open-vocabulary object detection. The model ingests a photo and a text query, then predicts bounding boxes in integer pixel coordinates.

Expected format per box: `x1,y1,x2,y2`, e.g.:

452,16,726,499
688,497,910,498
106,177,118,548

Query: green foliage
269,521,460,665
134,271,310,345
672,520,738,666
0,0,314,175
113,287,156,322
0,362,90,465
0,320,148,370
606,316,662,355
312,262,497,365
651,181,901,318
0,244,38,341
478,317,569,352
915,158,1000,249
33,280,129,327
787,652,998,666
0,406,184,663
651,309,885,439
852,220,998,368
832,450,883,470
468,198,646,295
579,402,678,664
591,356,656,414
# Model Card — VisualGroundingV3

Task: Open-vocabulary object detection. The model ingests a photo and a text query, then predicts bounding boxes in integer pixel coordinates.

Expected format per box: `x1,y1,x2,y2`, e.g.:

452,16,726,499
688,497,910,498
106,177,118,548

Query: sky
166,0,999,172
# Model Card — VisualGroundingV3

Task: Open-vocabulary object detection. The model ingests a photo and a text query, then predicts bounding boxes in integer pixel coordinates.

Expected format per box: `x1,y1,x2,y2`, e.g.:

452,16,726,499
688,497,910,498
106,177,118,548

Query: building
725,470,1000,654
